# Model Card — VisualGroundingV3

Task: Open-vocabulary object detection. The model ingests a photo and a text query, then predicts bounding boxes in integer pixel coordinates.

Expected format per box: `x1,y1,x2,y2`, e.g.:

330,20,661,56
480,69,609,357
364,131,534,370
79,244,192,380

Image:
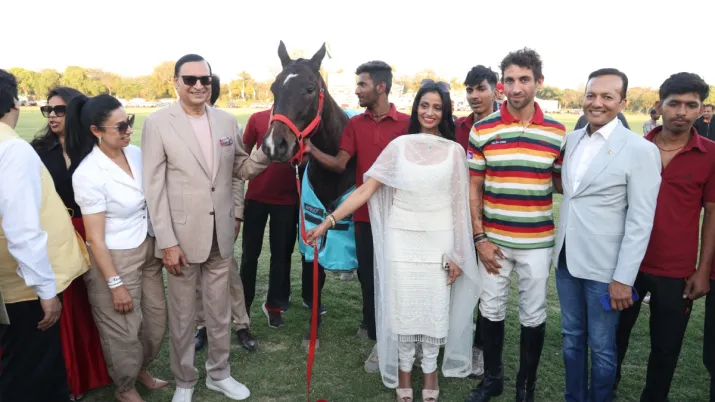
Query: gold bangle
327,214,336,228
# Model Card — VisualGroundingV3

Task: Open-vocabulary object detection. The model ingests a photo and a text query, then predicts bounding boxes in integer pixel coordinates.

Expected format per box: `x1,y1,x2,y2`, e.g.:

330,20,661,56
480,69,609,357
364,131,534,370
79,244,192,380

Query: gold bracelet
326,214,336,228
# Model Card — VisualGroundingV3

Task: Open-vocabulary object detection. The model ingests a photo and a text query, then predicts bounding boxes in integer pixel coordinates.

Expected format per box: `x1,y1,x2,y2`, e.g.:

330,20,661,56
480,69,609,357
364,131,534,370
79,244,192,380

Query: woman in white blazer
66,94,167,402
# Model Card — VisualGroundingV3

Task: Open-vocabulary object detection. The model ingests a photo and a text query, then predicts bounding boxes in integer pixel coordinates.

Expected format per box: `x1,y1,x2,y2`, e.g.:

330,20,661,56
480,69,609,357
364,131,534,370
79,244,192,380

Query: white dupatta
364,134,482,388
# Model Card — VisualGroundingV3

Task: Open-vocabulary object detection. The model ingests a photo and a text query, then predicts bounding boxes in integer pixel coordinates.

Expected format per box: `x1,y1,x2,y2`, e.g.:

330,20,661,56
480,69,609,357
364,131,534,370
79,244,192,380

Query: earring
98,137,102,146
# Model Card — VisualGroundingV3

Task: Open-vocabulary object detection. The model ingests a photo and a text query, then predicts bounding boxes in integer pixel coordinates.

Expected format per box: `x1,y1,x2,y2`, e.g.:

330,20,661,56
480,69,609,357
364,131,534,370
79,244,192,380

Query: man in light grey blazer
553,68,661,402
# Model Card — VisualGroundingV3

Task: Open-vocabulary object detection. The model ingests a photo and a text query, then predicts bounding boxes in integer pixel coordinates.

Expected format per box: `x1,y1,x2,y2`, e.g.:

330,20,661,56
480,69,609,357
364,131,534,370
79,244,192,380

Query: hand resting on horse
305,177,383,244
303,139,351,174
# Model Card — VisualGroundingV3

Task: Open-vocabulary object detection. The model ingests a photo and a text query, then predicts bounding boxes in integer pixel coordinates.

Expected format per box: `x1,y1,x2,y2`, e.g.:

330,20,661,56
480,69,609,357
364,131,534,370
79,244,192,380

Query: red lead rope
270,85,326,402
294,165,322,402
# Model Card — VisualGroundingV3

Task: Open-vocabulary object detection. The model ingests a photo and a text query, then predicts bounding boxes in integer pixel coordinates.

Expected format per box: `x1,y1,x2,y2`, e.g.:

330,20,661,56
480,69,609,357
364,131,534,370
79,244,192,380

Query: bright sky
5,0,714,89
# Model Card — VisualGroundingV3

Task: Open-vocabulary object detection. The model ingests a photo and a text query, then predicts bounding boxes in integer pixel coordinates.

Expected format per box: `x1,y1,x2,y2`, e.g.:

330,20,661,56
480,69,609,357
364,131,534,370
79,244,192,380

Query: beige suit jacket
141,102,270,263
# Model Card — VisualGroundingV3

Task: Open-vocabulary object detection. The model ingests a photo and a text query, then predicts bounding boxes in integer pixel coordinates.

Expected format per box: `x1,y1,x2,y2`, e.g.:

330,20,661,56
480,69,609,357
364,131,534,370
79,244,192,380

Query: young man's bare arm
307,145,351,174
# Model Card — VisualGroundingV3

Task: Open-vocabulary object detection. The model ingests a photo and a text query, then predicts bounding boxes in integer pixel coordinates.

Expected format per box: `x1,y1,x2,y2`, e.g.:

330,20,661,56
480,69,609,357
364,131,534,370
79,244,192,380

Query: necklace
655,132,687,152
655,143,684,152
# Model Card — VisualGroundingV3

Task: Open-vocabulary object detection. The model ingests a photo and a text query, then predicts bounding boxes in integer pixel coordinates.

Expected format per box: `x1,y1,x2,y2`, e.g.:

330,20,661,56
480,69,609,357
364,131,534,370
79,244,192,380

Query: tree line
9,64,715,113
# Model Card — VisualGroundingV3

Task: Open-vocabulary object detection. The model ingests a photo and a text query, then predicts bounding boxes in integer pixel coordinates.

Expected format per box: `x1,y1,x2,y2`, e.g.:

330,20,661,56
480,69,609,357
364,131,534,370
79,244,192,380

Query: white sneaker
364,344,379,373
206,376,250,400
172,387,194,402
340,271,355,281
471,347,484,376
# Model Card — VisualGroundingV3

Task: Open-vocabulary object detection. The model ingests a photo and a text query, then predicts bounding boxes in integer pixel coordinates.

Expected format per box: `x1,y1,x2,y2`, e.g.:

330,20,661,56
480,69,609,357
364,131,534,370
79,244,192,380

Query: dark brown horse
261,41,356,208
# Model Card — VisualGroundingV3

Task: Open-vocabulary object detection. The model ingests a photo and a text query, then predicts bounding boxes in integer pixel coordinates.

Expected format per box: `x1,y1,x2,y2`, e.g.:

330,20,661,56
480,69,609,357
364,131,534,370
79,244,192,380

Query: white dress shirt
73,145,152,250
0,135,57,300
569,117,620,191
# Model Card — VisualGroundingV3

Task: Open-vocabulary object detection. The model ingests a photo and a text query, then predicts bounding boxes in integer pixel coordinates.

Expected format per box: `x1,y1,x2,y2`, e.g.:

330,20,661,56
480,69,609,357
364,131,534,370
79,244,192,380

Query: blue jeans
556,255,620,402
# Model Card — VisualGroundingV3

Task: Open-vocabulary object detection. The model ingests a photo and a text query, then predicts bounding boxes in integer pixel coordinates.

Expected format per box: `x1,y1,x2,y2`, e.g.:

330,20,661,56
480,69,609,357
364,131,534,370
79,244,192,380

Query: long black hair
30,86,83,151
65,94,122,167
407,84,456,142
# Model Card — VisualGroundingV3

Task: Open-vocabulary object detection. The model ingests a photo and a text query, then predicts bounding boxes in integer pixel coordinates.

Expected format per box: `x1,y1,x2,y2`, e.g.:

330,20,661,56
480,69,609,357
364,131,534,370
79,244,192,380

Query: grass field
14,108,712,401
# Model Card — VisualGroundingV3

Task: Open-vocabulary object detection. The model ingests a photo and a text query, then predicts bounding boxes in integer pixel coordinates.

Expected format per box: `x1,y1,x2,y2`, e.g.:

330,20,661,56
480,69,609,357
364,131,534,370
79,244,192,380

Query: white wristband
107,276,122,288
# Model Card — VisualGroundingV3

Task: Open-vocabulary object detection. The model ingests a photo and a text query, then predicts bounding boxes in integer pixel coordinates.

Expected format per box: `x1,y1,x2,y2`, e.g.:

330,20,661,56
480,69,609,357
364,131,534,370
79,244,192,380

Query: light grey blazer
552,122,661,286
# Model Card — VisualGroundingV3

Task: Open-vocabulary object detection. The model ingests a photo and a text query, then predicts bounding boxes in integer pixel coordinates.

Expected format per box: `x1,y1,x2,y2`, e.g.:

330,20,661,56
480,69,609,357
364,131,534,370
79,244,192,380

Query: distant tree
8,68,37,98
60,66,104,96
560,89,583,109
449,77,466,92
537,86,564,100
150,61,175,100
116,77,142,99
94,71,122,96
33,69,61,99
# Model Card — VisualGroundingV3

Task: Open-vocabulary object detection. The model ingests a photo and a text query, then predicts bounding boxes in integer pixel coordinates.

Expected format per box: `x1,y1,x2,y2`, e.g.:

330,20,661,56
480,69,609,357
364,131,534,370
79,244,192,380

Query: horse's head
262,41,327,163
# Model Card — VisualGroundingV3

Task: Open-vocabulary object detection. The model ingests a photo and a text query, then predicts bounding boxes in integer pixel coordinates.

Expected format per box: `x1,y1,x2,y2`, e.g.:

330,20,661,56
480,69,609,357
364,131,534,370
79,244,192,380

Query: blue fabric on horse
343,109,361,118
298,161,357,272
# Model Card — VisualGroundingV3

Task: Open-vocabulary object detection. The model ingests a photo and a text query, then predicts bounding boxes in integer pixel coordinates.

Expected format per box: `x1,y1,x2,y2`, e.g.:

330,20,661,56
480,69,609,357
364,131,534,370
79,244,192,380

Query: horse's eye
306,87,316,94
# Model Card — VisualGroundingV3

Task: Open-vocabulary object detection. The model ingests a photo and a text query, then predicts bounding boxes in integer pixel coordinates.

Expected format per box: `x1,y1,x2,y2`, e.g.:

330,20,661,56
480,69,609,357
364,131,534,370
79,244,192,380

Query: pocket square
219,136,234,146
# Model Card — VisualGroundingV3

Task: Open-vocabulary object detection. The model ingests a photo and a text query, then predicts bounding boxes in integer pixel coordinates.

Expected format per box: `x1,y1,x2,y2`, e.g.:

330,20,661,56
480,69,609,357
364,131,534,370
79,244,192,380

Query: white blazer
553,122,661,286
73,145,152,250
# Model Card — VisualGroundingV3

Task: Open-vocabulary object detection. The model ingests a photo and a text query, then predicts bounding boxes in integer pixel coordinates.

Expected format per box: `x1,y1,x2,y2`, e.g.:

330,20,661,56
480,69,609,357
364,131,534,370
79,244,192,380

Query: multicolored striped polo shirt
467,102,566,249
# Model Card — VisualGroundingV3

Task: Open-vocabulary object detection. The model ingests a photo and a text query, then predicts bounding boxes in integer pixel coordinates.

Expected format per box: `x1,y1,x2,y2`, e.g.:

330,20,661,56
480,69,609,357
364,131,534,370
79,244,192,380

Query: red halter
269,83,325,166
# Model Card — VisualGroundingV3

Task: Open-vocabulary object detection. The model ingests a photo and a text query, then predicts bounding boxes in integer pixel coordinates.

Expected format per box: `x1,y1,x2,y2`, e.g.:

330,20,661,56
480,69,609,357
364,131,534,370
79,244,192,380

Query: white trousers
397,341,440,373
478,246,552,327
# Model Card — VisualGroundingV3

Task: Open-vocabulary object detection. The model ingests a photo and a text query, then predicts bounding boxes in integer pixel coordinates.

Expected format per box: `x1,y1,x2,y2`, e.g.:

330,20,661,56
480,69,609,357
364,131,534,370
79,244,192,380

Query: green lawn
13,108,709,401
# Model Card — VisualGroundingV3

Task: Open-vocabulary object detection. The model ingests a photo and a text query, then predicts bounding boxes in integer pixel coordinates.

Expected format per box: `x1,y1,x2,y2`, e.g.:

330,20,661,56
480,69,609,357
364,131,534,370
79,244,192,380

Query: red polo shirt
339,103,410,223
454,113,475,152
640,127,715,279
242,109,298,205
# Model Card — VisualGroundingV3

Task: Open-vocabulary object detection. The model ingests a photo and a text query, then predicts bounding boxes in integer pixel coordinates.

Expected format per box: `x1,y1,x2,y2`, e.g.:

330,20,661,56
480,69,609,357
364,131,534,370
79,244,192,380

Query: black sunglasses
40,105,67,118
420,79,451,93
181,75,212,86
98,114,135,135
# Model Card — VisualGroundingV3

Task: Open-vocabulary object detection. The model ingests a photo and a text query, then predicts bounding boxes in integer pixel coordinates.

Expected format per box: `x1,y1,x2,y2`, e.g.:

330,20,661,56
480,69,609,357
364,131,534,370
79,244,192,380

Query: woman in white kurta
308,81,481,402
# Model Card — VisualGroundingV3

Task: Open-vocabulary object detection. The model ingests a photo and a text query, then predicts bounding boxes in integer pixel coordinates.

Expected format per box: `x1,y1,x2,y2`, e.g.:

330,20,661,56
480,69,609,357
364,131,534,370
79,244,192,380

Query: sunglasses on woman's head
181,75,212,86
99,114,135,135
40,105,67,118
420,79,451,93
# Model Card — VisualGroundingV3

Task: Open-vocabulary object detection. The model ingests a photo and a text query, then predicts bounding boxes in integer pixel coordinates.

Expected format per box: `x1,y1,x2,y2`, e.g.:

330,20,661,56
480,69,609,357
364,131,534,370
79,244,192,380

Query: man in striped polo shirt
464,48,566,402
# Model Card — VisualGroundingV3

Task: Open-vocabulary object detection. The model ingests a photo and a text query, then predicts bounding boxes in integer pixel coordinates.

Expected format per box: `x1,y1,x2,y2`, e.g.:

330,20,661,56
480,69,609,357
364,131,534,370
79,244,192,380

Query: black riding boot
303,314,322,349
465,317,505,402
515,323,546,402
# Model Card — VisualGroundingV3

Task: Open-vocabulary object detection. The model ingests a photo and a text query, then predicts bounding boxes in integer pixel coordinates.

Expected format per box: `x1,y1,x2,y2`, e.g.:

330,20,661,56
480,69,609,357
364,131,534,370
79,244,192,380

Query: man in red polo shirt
239,108,299,329
615,72,715,401
453,65,499,378
305,60,409,373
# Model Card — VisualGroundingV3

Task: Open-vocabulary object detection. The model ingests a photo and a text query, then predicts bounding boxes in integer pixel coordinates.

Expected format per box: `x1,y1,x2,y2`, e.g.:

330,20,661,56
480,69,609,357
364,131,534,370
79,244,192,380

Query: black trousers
300,256,326,310
704,280,715,402
355,222,377,341
0,296,70,402
616,272,693,401
240,200,298,311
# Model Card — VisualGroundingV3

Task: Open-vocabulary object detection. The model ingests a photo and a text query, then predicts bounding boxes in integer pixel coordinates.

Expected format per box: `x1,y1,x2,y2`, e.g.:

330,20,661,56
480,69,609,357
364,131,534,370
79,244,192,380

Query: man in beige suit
141,54,270,402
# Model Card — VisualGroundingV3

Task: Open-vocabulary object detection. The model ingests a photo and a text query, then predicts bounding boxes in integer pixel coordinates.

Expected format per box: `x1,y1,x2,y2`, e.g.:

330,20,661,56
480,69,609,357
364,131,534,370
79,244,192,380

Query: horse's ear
278,41,292,68
309,43,327,71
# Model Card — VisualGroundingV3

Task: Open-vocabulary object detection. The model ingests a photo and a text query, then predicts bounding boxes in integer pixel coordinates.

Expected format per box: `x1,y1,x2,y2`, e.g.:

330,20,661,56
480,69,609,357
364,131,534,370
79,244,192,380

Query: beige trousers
84,235,167,392
168,232,232,388
195,254,250,330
